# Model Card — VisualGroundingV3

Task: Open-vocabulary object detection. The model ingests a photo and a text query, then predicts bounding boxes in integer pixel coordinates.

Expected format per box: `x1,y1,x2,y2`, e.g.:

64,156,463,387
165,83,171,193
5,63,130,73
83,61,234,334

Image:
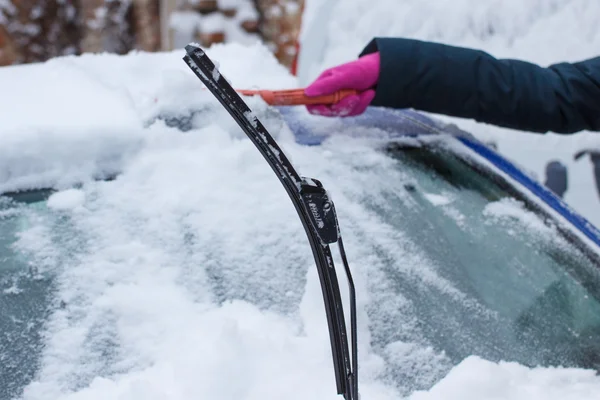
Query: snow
408,356,600,400
47,189,86,211
219,0,244,9
2,3,600,399
235,3,259,21
244,110,258,128
423,193,452,207
284,1,301,15
30,6,43,20
212,64,221,81
199,12,227,34
0,41,295,193
1,43,402,400
298,0,600,229
483,198,552,235
304,0,600,75
0,0,16,24
169,2,260,49
169,11,204,48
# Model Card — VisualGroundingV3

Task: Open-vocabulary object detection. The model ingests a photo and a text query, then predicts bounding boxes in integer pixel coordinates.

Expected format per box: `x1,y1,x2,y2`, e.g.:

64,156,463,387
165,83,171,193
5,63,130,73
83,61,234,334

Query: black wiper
183,44,358,400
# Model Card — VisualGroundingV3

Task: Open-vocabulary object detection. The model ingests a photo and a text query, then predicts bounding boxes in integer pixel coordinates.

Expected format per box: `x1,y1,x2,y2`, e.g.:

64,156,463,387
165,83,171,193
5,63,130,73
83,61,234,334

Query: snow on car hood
2,42,600,400
0,41,297,193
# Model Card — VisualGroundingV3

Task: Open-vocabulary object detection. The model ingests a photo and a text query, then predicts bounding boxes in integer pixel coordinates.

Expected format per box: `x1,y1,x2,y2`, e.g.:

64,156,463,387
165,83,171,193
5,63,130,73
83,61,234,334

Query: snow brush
183,43,359,400
197,87,358,106
236,88,358,106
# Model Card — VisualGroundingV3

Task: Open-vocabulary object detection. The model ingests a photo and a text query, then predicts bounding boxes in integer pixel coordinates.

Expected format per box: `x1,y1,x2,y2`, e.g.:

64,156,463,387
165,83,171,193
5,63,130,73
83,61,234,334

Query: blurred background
0,0,304,71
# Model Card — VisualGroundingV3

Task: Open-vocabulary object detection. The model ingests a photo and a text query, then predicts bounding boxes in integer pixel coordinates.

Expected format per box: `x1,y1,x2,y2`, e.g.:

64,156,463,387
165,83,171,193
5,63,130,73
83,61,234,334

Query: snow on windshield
2,41,600,400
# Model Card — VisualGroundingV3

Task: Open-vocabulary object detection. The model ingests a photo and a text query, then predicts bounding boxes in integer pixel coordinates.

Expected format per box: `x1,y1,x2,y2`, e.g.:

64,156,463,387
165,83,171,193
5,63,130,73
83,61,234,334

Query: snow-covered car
2,44,600,400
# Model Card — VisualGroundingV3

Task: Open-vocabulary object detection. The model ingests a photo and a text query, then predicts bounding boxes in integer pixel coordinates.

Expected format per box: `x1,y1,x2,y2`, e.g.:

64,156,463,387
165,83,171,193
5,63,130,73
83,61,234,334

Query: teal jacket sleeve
359,38,600,134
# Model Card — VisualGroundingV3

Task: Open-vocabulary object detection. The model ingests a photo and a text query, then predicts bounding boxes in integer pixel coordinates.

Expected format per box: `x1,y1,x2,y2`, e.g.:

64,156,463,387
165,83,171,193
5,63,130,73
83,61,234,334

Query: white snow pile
0,41,296,193
170,0,260,49
409,356,600,400
47,189,86,211
299,0,600,228
2,25,600,400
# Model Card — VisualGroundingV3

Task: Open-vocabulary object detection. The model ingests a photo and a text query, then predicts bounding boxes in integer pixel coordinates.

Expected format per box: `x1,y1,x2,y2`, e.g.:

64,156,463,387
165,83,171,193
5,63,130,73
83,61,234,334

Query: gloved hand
304,52,380,117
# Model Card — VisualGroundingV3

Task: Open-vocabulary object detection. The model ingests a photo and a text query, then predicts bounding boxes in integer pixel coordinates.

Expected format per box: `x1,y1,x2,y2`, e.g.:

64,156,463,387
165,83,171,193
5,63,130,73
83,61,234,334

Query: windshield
0,190,55,400
2,131,600,400
367,138,600,380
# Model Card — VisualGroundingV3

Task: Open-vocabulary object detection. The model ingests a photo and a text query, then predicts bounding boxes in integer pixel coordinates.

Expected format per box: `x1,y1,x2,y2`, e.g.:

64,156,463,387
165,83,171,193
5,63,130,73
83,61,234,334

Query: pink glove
304,52,380,117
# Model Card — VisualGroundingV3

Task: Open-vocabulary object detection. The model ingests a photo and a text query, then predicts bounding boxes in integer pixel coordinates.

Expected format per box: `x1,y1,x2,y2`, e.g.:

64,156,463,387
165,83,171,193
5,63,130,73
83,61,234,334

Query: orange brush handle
237,88,358,106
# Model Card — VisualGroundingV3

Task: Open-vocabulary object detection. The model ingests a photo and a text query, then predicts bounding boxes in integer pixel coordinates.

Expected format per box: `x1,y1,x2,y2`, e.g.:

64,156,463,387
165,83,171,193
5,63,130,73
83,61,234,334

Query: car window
365,140,600,387
0,190,54,400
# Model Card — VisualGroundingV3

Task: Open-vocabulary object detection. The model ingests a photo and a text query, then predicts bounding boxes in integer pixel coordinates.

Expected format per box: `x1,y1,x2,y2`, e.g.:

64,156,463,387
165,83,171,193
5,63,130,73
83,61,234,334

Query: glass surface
0,190,55,400
374,141,600,374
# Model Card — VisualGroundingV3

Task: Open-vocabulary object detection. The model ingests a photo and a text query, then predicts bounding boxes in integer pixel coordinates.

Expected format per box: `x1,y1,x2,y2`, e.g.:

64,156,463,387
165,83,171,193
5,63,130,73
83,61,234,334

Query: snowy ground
298,0,600,228
2,2,600,399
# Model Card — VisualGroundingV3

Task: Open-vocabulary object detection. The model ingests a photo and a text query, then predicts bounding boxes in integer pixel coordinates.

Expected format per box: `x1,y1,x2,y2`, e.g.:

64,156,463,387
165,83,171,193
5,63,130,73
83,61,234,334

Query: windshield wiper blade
183,44,358,400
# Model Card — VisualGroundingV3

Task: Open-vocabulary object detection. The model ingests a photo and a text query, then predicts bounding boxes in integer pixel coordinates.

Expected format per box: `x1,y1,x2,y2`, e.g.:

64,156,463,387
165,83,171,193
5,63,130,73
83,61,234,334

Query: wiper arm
183,44,358,400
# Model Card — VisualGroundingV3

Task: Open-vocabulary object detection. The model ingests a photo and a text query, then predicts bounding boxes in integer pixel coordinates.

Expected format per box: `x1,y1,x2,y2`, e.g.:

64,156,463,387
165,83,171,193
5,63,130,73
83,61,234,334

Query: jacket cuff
359,37,486,114
358,37,419,108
